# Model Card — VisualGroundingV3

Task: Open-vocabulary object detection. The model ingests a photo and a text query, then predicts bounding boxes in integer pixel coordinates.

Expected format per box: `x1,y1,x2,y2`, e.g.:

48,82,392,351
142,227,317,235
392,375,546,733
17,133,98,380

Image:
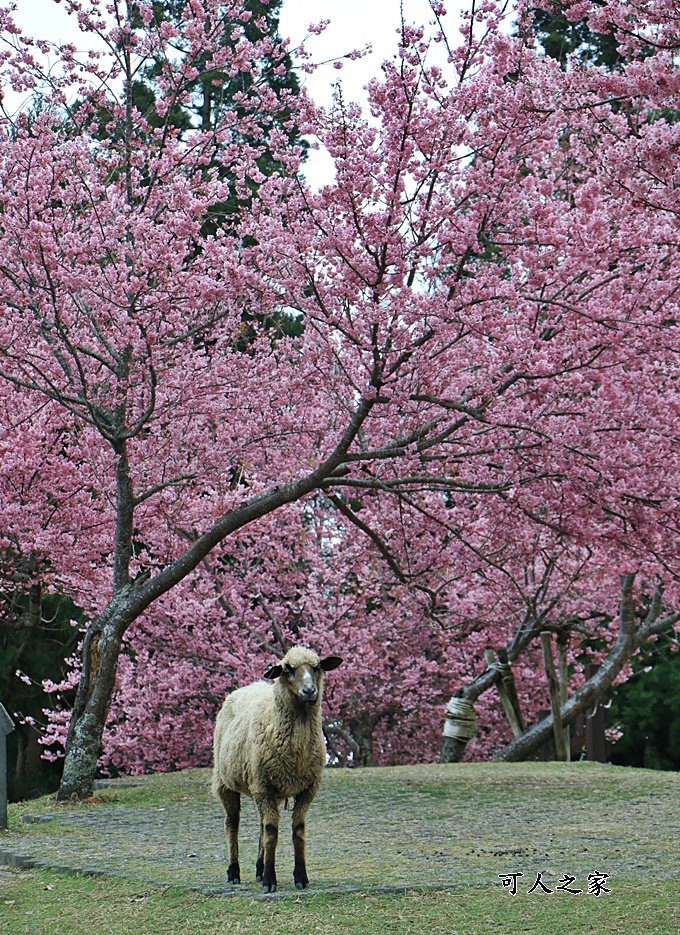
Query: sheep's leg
255,813,264,882
292,786,317,890
254,796,279,893
219,788,241,884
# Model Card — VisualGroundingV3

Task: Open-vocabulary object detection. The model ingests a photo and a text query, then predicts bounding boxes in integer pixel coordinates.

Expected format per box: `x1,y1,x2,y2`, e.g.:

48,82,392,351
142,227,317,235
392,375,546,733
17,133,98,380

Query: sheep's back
213,681,275,795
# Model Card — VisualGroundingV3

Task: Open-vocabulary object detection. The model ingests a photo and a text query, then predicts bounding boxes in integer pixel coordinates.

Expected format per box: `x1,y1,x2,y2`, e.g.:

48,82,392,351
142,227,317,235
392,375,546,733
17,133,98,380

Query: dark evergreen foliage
609,645,680,771
0,596,84,800
530,4,621,69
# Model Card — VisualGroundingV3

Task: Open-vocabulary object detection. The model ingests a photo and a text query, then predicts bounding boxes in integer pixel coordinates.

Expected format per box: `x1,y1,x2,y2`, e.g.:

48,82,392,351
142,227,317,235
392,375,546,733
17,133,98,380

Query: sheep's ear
320,656,343,672
263,663,283,680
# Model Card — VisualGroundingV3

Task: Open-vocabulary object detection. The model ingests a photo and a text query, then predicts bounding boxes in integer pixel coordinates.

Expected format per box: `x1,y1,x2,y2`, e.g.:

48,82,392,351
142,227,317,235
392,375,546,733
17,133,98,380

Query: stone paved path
1,762,678,896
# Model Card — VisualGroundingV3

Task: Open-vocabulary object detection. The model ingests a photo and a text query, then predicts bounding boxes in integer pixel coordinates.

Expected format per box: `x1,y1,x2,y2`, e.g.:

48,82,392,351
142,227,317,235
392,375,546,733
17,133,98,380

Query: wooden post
0,703,14,830
540,632,568,762
557,634,571,763
585,663,607,763
496,647,526,732
485,649,523,738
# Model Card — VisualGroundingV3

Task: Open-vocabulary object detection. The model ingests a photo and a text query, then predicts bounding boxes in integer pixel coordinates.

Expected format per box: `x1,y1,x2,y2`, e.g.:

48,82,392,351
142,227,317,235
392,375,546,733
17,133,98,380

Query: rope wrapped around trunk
443,697,477,741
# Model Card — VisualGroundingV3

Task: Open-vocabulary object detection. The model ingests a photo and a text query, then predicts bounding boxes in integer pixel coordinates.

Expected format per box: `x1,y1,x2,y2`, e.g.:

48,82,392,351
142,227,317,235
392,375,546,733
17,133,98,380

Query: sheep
211,646,343,892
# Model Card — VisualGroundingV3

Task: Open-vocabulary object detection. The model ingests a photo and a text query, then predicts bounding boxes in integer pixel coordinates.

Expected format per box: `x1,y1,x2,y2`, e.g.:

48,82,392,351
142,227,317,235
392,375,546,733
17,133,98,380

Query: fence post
584,663,607,763
540,632,569,761
0,703,14,829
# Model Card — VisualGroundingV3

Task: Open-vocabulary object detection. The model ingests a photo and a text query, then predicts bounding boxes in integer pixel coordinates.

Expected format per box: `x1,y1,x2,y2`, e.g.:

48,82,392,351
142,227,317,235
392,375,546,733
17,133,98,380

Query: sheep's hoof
262,865,277,893
227,863,241,884
256,874,263,883
294,865,309,889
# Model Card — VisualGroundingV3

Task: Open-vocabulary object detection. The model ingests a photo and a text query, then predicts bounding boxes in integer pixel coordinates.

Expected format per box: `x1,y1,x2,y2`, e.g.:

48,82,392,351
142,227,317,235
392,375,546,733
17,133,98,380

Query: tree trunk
440,734,469,763
356,732,375,768
348,716,376,767
56,620,124,801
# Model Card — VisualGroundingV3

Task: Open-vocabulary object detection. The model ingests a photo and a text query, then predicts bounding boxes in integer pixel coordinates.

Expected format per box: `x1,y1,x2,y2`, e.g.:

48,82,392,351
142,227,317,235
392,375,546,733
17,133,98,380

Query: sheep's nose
300,684,318,702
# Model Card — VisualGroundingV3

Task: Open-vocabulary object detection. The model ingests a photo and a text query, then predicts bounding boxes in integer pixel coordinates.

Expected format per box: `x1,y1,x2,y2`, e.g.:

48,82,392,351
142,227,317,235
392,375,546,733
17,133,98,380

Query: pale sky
7,0,458,185
279,0,453,107
11,0,452,99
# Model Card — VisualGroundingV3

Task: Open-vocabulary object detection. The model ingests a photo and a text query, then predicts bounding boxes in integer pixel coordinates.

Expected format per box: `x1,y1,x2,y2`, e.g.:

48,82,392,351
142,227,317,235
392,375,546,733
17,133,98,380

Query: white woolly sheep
211,646,343,892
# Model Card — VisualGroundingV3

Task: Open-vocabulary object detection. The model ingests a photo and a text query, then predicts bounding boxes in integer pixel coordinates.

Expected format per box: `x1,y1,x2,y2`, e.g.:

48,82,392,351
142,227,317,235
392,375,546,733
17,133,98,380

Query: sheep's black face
283,662,320,705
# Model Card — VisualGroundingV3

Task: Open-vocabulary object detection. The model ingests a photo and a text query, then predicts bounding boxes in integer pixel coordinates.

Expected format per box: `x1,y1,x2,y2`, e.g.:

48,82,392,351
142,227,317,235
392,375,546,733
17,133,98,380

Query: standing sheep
212,646,343,892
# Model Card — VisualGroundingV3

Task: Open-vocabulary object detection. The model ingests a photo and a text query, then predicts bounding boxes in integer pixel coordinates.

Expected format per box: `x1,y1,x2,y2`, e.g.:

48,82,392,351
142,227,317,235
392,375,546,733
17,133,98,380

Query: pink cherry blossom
1,1,679,791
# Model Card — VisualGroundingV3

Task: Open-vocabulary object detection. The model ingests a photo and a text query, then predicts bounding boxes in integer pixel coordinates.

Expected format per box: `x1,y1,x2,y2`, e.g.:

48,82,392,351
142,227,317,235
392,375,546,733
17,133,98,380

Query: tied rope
488,660,512,682
443,697,477,741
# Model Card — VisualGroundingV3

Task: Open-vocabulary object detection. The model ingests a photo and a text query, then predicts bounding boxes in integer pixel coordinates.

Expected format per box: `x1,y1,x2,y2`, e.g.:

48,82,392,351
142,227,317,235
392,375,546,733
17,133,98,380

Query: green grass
1,762,679,934
1,871,677,935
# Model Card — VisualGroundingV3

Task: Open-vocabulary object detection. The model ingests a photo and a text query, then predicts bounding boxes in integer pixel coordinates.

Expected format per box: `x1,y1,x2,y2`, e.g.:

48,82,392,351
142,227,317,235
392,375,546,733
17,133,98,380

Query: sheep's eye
283,664,294,676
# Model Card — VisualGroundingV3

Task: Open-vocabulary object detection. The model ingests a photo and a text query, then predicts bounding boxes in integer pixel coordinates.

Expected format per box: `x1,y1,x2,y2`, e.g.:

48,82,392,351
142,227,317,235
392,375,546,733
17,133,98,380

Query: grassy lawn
1,762,678,934
1,871,676,935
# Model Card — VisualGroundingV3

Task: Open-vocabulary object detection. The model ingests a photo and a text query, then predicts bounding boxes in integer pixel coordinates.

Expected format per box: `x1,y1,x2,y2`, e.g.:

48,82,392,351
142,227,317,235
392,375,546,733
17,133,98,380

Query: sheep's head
263,647,343,705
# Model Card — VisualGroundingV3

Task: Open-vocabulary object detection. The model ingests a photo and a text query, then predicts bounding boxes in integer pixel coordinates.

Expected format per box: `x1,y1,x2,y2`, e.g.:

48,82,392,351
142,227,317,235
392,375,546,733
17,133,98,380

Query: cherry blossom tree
93,506,459,773
93,482,679,772
1,0,680,796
